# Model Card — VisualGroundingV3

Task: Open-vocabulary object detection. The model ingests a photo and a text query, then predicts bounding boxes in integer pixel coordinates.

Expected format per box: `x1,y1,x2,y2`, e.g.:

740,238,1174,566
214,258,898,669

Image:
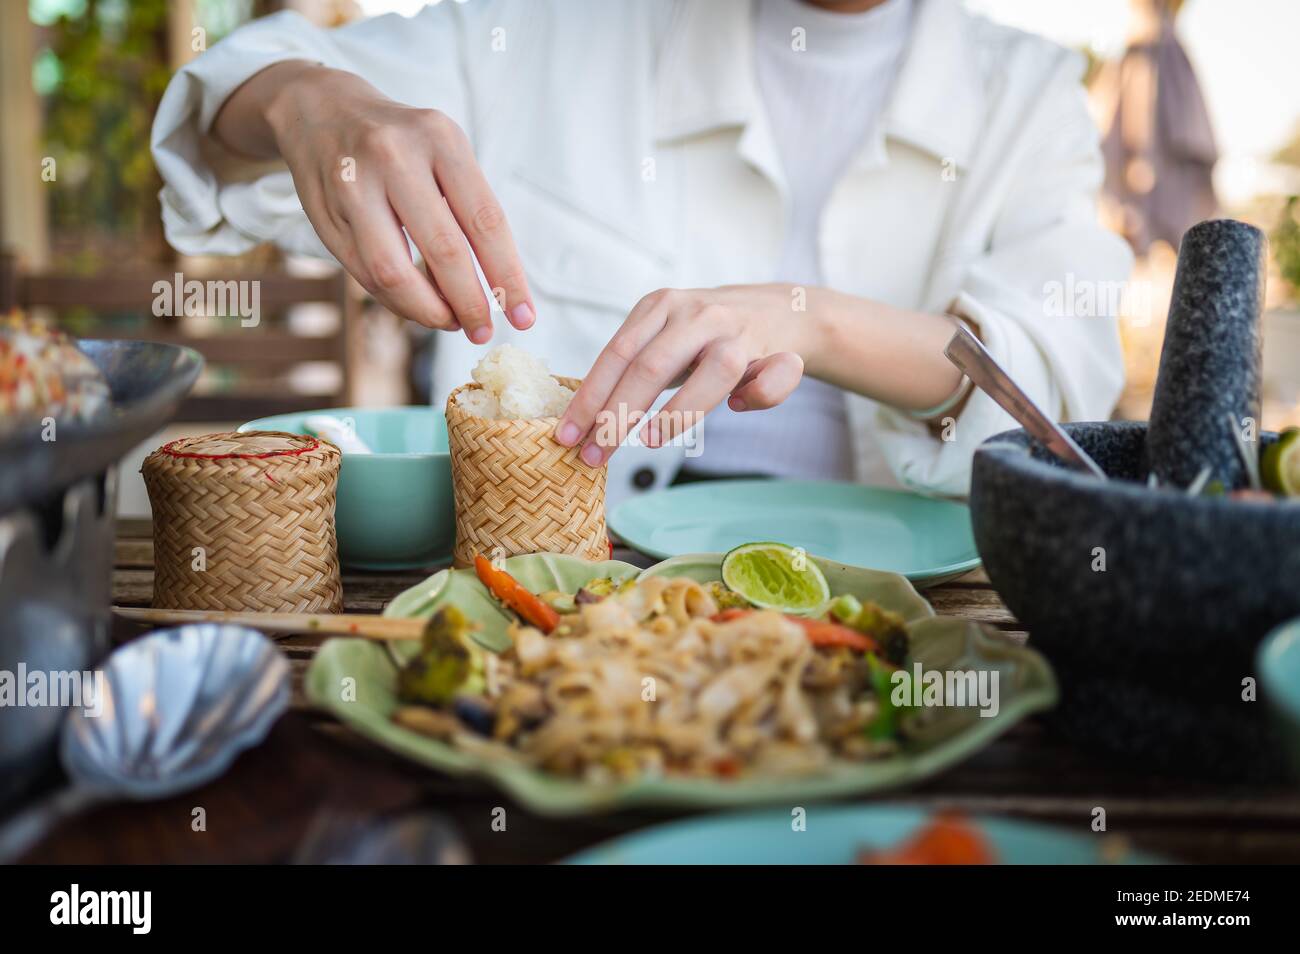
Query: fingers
420,259,460,331
727,351,804,411
555,291,670,450
308,108,535,340
387,172,494,343
642,340,749,448
433,127,536,331
579,329,707,464
334,187,458,331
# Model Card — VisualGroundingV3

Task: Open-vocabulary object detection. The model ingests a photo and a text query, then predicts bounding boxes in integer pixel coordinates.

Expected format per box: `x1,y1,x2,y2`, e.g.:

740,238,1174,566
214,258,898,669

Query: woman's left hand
553,285,814,466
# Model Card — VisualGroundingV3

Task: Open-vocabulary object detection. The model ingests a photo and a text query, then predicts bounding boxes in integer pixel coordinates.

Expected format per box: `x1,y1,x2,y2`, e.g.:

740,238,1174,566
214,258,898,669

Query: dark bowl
970,421,1296,779
0,339,202,515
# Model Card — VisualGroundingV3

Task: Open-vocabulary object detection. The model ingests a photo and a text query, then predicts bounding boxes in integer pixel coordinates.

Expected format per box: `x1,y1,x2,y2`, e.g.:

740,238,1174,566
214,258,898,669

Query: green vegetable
397,606,486,705
865,653,907,740
539,590,577,614
829,594,862,622
707,580,754,611
1263,427,1300,497
578,576,636,599
841,601,909,667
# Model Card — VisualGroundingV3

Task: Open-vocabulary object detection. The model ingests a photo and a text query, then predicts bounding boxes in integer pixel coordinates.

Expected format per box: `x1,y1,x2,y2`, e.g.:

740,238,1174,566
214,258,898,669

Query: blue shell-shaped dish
62,624,290,799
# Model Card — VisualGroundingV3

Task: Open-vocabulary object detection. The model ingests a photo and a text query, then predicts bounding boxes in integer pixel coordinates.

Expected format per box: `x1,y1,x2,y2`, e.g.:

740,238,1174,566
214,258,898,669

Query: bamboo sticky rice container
142,431,344,613
445,377,610,567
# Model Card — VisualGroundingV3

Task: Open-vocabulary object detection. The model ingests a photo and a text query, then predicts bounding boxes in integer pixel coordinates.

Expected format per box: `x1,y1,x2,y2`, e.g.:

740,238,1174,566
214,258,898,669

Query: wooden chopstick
112,606,427,641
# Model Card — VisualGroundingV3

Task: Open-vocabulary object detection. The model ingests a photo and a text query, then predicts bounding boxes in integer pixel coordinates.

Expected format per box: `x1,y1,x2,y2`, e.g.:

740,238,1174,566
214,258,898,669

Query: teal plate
609,479,980,586
565,804,1164,865
304,552,1056,816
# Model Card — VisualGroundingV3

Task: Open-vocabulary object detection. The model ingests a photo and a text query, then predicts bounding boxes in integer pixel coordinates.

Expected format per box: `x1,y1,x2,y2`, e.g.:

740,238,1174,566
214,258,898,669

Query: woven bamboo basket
446,377,610,567
142,431,343,613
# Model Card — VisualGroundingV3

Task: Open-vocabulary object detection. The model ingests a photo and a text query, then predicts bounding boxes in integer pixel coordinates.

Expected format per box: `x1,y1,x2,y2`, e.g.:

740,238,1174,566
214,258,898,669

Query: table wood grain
18,519,1300,865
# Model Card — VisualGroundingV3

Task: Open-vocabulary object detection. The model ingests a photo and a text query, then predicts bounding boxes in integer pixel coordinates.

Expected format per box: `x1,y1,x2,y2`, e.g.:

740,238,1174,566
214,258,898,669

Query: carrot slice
791,618,879,653
710,608,879,653
473,554,560,634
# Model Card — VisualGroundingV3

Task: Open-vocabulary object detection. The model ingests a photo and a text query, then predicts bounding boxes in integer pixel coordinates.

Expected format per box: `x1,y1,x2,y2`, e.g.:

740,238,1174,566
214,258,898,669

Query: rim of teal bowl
238,406,450,460
1258,617,1300,723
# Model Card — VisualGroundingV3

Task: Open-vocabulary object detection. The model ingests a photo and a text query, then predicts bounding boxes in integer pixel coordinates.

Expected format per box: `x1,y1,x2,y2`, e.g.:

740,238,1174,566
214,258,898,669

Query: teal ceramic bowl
1258,617,1300,779
239,407,452,570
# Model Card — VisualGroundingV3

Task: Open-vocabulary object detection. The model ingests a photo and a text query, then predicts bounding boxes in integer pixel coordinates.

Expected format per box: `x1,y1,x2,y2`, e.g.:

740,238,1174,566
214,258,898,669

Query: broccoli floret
397,606,486,705
843,601,909,668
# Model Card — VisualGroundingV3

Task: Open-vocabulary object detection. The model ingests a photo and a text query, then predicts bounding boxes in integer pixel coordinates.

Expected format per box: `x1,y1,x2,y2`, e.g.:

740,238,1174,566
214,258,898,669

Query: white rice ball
454,386,500,419
455,344,574,420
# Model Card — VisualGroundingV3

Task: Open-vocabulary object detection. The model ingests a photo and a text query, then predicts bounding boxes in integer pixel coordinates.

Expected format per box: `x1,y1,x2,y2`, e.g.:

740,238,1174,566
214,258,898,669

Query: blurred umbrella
1098,0,1219,253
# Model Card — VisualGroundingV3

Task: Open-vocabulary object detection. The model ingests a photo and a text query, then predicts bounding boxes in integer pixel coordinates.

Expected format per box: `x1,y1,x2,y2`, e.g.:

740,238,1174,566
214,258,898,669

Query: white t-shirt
691,0,915,479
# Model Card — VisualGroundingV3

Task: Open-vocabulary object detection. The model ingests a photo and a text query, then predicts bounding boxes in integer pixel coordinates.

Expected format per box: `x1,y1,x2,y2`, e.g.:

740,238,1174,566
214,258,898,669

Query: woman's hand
216,62,534,342
554,284,970,466
555,285,813,466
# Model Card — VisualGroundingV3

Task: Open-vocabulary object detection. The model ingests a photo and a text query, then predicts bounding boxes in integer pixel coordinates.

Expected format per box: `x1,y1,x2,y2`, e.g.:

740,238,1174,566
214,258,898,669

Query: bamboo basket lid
142,430,343,613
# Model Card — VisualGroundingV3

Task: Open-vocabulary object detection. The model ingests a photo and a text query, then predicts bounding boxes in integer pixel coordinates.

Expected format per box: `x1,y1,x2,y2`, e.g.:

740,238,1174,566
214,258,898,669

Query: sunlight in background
970,0,1300,207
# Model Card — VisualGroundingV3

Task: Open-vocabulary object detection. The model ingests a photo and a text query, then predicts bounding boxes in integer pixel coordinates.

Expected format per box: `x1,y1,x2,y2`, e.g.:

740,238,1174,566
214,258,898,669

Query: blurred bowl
1258,617,1300,780
970,421,1297,779
240,407,452,570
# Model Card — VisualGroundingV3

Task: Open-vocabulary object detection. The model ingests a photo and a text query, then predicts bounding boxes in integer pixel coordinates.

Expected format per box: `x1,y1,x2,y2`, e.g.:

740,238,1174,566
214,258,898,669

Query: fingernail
468,325,492,345
556,421,579,445
581,443,603,466
509,302,535,329
728,396,746,411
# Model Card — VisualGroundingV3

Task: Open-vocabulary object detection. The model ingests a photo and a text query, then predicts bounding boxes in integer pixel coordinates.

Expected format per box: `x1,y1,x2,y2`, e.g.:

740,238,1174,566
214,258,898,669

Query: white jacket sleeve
874,54,1133,497
150,6,482,259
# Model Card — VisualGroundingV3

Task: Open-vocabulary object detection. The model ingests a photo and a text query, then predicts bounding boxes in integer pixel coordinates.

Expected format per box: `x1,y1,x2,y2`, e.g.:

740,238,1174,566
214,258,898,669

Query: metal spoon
0,623,289,861
945,325,1107,479
293,809,471,865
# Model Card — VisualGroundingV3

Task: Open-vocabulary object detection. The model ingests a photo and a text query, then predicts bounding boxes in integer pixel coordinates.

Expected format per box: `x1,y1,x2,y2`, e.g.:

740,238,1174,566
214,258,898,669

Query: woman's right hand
222,62,535,341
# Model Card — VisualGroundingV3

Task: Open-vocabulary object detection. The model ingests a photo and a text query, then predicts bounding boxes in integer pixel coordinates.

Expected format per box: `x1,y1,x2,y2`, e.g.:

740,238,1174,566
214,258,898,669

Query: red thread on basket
160,436,321,461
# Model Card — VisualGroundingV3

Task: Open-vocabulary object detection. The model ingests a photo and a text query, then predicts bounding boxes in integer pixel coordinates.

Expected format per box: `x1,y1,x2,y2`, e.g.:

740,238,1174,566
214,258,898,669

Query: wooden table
19,519,1300,864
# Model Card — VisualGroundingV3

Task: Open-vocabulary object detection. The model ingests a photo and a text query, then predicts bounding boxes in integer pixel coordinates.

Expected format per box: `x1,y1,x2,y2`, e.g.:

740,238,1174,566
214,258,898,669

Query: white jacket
151,0,1131,499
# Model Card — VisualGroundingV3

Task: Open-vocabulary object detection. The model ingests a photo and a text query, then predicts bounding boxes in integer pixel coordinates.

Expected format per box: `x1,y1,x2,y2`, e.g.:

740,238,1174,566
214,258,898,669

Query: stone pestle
1147,218,1266,490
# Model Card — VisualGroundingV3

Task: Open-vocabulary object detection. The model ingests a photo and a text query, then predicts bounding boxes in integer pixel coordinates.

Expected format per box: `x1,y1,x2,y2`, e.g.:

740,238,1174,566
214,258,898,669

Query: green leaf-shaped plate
304,553,1056,815
381,553,639,655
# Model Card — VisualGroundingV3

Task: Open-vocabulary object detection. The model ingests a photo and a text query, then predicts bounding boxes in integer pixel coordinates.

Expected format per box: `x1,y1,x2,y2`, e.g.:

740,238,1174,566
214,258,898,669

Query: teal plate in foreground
565,804,1164,864
608,479,980,586
304,553,1056,816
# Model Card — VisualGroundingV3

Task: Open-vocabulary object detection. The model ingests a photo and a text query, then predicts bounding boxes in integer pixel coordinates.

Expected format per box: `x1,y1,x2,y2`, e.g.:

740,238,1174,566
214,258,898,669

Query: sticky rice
454,345,574,420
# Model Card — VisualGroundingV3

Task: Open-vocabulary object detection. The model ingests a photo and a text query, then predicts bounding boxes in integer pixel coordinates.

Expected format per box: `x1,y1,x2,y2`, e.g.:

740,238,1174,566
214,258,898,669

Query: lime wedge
721,542,830,615
1262,427,1300,497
